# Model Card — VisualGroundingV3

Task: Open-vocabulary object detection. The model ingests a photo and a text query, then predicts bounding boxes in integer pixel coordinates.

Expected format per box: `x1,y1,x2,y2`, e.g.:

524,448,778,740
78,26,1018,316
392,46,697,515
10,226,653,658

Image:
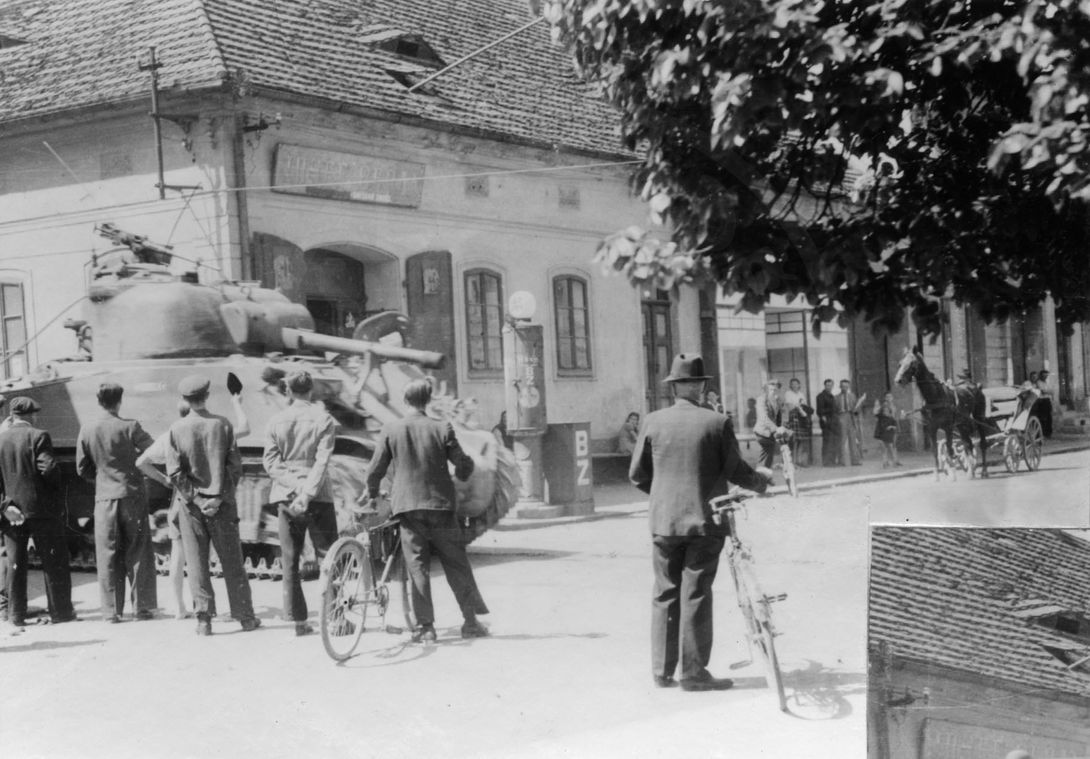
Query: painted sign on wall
273,144,425,207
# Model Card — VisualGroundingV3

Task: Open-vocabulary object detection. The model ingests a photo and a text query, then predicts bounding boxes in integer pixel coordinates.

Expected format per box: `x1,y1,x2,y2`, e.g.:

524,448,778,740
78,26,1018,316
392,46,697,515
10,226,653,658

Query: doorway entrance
642,292,674,411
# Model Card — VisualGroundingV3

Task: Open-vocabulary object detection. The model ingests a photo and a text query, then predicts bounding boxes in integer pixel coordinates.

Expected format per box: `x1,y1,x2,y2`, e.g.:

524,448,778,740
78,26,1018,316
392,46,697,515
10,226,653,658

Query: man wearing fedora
629,354,771,691
166,374,259,636
0,396,76,626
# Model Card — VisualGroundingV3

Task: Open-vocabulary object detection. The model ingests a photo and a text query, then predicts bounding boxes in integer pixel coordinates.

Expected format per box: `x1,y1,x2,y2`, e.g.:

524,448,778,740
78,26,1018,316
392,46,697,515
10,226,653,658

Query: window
554,275,592,374
465,269,504,375
0,282,27,378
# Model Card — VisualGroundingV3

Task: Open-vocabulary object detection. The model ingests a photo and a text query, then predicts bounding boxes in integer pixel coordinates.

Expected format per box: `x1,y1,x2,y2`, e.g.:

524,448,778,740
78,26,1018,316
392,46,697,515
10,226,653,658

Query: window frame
0,279,28,380
463,267,505,379
552,273,594,377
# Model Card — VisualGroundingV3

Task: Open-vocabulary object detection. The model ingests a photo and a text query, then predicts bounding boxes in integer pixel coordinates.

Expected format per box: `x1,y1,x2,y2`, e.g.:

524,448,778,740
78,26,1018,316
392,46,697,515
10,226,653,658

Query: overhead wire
0,158,643,237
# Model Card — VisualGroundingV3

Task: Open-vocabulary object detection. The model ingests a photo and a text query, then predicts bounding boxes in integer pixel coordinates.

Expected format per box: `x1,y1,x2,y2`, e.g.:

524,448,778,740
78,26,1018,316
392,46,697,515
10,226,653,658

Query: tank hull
4,354,419,574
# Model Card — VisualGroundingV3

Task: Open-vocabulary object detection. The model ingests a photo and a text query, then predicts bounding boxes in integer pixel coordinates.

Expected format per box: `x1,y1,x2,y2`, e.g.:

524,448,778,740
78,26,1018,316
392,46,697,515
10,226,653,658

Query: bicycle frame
318,517,418,662
777,433,798,498
712,494,789,712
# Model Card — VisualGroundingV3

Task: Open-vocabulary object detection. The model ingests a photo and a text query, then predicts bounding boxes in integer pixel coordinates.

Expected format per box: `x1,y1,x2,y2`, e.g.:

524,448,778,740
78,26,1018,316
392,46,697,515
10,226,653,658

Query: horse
893,347,991,479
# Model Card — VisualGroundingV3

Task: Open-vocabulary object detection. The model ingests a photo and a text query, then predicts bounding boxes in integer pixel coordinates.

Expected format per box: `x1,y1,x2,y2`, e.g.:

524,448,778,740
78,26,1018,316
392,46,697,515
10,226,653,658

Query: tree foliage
541,0,1090,335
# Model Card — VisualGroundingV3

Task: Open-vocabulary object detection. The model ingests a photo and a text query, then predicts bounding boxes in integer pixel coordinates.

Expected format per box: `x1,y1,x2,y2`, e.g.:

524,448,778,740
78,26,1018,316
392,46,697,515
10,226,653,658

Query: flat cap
178,374,211,398
10,396,41,415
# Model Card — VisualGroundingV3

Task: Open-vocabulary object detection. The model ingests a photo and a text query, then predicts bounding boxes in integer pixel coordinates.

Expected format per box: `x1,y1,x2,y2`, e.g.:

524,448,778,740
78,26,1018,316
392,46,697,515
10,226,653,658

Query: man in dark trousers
77,382,158,622
0,397,75,626
816,378,841,466
166,374,259,636
262,370,338,637
365,378,489,643
629,355,770,692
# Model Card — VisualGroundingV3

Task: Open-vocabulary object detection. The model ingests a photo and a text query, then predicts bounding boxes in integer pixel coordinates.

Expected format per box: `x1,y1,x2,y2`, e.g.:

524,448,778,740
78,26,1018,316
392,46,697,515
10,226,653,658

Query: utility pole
138,47,166,199
138,47,200,199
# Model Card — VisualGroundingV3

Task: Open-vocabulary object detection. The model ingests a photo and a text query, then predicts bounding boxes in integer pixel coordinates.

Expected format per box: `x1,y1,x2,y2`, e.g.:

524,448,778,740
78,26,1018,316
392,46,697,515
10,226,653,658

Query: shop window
0,281,28,379
465,269,504,376
554,275,592,375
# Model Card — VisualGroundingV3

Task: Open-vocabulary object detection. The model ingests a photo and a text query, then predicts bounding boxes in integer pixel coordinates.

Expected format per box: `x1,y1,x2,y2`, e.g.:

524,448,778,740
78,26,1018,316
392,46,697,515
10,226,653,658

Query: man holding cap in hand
166,374,259,636
0,396,75,626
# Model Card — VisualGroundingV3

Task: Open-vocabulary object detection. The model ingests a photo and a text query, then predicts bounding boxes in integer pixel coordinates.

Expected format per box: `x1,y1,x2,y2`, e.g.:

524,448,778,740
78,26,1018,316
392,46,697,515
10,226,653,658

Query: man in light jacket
262,370,338,636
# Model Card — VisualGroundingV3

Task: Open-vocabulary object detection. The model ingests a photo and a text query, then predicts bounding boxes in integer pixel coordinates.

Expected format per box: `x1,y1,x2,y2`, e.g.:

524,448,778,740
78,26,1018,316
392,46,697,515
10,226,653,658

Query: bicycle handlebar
709,489,761,511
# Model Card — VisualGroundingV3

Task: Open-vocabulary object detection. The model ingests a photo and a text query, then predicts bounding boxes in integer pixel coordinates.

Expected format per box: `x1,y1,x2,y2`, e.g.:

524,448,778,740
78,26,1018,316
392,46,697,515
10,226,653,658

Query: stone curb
485,441,1090,534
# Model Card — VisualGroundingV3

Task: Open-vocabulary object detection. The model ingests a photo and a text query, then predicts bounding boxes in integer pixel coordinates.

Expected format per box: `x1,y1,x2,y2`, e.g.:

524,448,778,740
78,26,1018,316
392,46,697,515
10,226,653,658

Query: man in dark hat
77,382,158,622
0,397,76,626
262,370,338,636
166,374,259,636
629,354,771,691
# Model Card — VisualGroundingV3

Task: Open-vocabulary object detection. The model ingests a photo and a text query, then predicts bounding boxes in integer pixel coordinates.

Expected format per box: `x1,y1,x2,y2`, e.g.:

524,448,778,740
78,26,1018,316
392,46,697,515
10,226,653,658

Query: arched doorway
300,243,400,337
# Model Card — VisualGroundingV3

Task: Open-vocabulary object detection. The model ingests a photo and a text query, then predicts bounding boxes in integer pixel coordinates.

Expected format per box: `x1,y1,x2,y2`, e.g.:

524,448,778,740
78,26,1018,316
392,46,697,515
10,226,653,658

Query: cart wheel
1023,416,1044,471
1002,435,1022,473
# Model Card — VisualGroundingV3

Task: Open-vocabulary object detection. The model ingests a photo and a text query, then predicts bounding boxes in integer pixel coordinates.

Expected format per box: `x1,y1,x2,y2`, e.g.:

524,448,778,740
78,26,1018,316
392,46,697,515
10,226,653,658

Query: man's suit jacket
366,411,473,516
76,412,155,500
0,421,57,519
629,398,766,537
816,389,837,425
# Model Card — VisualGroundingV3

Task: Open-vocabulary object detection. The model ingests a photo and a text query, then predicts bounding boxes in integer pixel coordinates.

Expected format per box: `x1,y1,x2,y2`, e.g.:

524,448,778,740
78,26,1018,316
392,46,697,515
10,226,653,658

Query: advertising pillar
502,295,553,517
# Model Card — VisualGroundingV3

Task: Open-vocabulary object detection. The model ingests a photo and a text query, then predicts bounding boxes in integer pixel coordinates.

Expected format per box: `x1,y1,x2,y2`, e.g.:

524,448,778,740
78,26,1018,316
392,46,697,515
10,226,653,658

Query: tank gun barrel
280,327,446,370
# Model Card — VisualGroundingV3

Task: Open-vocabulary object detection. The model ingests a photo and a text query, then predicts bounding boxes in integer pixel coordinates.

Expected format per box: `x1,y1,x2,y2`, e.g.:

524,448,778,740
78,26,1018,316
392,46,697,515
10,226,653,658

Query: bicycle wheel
780,445,798,498
319,538,372,661
730,552,788,712
753,606,788,713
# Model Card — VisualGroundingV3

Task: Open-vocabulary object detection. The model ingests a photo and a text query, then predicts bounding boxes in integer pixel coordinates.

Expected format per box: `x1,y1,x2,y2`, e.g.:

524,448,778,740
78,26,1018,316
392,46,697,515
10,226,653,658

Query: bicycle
776,430,798,498
318,513,419,662
711,489,788,712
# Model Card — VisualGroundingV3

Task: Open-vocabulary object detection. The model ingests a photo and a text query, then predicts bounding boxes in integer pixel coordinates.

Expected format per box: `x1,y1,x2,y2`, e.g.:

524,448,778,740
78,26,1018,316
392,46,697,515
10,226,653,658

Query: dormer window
0,34,28,50
376,34,444,68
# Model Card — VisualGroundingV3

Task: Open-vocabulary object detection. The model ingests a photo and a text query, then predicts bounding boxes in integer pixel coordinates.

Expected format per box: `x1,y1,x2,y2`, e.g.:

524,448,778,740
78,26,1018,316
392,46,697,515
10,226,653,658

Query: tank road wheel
1023,416,1044,471
319,538,372,662
1003,435,1022,474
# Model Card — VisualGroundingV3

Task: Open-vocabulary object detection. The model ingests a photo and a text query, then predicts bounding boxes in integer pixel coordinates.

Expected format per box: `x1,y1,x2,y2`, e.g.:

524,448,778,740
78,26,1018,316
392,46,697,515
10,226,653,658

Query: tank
2,224,449,575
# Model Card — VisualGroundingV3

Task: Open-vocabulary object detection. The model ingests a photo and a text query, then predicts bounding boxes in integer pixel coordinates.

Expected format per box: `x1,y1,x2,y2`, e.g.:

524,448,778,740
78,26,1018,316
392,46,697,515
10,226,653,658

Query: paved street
1,442,1086,759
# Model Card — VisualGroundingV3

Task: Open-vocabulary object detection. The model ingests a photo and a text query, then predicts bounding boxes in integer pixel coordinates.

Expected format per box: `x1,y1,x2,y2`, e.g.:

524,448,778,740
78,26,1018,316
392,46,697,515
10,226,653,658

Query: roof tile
870,527,1090,698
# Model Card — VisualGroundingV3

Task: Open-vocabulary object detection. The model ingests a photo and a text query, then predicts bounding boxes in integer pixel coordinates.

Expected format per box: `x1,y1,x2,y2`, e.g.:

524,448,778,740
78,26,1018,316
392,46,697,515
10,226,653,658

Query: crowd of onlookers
616,367,1059,472
1,369,494,645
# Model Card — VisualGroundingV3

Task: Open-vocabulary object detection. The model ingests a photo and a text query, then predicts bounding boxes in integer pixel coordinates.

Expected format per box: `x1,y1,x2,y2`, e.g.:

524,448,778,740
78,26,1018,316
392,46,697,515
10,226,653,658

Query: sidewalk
504,431,1090,528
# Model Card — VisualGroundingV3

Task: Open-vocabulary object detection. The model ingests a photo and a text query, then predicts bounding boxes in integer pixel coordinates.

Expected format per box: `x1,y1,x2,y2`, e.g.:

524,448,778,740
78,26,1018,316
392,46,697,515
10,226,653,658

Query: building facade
869,527,1090,759
0,0,704,451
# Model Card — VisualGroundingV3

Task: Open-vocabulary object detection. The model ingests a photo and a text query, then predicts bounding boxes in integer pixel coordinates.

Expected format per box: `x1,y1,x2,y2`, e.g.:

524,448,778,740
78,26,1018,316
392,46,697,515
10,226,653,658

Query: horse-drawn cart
987,386,1046,473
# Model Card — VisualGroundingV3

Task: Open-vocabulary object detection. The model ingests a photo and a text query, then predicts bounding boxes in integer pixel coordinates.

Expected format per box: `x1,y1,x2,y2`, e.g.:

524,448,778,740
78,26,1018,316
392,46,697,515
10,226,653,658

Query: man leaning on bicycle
629,354,773,692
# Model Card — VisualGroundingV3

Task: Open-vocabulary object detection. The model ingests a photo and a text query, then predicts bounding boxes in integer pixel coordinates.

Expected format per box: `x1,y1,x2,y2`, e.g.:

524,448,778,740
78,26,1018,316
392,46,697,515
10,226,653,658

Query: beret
178,374,211,398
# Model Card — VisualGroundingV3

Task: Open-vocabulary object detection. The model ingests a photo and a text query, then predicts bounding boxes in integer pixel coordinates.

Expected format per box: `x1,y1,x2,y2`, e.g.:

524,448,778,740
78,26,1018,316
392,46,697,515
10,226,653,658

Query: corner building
0,0,706,448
